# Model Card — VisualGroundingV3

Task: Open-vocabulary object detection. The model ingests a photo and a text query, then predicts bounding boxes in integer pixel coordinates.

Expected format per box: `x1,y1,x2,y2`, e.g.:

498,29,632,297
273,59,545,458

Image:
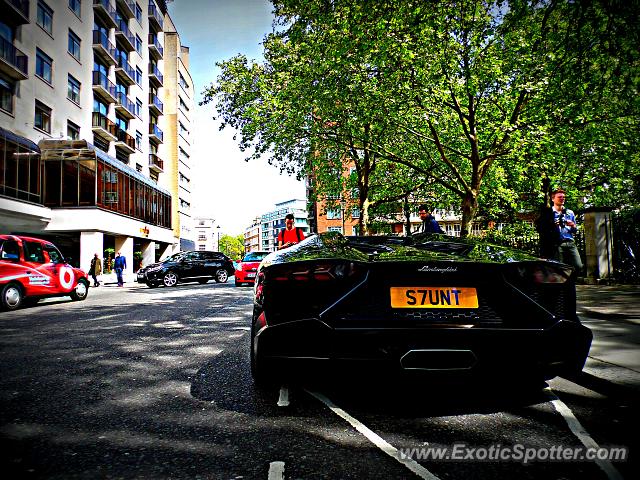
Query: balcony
115,92,136,119
93,0,118,29
92,30,117,66
0,37,28,80
115,56,135,85
114,127,136,153
149,123,163,143
116,0,135,19
148,63,163,87
148,33,163,60
92,112,117,141
115,18,135,52
148,3,164,32
92,71,117,103
1,0,30,25
149,93,163,116
149,153,164,172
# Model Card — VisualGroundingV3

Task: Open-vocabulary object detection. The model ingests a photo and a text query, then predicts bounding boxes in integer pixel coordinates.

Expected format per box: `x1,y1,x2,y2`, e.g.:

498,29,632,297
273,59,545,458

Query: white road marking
547,389,624,480
306,390,441,480
277,386,289,407
268,461,285,480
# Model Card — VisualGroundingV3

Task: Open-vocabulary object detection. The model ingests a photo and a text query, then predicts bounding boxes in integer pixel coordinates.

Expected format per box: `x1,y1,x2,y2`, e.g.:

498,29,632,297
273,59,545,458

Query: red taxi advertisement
0,235,89,311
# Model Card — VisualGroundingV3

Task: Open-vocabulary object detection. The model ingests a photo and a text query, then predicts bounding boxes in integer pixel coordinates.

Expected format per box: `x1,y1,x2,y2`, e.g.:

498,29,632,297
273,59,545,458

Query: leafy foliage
203,0,639,235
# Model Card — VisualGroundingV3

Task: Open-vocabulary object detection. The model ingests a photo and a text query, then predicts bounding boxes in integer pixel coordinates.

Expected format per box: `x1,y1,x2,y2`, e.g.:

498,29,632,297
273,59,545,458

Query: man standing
551,188,583,271
89,253,102,287
277,213,305,250
114,251,127,287
416,204,444,234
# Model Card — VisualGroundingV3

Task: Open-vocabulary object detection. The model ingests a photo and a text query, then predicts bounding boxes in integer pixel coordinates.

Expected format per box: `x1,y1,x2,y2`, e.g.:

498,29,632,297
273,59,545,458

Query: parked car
235,251,270,286
250,232,592,387
0,234,89,310
138,251,235,288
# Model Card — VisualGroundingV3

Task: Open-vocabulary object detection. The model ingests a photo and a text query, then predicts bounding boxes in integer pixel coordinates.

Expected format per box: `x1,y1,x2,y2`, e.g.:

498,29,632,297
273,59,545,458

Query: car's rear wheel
197,279,209,284
214,269,228,283
163,271,178,287
1,283,24,311
70,279,89,301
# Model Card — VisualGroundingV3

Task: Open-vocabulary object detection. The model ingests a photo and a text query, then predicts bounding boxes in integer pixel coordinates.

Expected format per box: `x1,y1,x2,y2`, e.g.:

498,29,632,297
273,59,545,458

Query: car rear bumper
254,317,592,379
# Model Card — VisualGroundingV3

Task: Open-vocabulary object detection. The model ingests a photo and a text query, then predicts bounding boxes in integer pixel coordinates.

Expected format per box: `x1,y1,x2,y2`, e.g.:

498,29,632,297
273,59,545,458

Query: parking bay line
277,386,290,407
268,461,285,480
546,388,624,480
306,389,441,480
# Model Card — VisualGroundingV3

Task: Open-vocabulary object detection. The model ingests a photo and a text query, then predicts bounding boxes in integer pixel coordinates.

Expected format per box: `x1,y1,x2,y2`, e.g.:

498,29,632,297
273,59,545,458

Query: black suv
138,251,235,288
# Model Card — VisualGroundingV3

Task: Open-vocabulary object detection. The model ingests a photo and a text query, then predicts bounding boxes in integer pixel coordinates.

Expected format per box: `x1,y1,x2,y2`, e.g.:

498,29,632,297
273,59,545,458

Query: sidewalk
575,284,640,394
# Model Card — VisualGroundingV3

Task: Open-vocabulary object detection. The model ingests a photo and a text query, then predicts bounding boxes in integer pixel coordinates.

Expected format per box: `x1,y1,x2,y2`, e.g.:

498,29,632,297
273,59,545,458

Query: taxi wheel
70,279,89,301
214,269,228,283
1,283,24,311
163,271,178,287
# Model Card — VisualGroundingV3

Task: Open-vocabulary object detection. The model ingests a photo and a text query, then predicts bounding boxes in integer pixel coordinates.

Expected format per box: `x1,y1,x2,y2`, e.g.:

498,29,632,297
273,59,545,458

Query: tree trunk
403,195,412,235
460,190,478,237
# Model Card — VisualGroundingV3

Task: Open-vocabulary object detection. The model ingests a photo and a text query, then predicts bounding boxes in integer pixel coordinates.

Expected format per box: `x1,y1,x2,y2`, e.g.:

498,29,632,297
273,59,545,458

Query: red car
235,251,270,287
0,235,90,310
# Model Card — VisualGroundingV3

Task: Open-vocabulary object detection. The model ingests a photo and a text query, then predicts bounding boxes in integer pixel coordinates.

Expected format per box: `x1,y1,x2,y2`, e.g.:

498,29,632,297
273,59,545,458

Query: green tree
205,0,639,235
219,234,245,259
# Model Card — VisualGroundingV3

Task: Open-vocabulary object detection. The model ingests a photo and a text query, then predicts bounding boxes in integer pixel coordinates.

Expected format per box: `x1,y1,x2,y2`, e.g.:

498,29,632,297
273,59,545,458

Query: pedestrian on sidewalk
277,213,305,250
114,251,127,287
415,204,445,234
551,188,583,271
88,253,102,287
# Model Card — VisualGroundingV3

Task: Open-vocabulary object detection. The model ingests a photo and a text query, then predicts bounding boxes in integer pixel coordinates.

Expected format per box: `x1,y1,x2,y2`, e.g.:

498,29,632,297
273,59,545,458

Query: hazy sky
167,0,306,236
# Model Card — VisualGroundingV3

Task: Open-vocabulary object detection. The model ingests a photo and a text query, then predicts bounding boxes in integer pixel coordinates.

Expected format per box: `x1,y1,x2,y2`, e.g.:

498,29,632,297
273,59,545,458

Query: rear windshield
242,252,268,262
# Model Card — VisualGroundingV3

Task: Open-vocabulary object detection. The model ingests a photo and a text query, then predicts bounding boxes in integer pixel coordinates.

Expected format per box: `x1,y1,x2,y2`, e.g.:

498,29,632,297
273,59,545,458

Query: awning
38,139,171,197
0,126,40,153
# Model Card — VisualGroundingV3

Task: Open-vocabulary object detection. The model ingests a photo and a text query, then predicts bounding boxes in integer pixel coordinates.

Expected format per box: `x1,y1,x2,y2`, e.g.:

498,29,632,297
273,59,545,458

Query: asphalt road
0,281,636,479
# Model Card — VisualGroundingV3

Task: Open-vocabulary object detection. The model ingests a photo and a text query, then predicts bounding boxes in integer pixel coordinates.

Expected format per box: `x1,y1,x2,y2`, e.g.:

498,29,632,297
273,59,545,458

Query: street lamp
216,225,221,252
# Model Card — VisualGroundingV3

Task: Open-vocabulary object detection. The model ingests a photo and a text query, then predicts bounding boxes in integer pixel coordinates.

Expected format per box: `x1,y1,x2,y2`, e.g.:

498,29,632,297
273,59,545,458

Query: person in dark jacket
114,251,127,287
416,204,444,234
535,204,559,259
88,253,102,287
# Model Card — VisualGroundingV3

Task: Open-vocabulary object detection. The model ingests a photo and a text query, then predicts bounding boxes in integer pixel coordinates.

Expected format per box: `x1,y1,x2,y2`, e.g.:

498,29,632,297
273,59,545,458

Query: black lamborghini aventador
250,232,592,386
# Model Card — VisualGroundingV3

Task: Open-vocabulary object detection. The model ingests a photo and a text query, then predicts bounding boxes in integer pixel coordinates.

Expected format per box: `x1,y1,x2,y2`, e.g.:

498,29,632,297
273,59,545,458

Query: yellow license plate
390,287,478,308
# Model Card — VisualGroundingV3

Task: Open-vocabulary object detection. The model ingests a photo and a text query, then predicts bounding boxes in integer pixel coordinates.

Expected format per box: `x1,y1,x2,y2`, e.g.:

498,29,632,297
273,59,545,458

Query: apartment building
193,217,219,251
162,13,194,251
0,0,190,277
242,216,261,253
260,199,309,252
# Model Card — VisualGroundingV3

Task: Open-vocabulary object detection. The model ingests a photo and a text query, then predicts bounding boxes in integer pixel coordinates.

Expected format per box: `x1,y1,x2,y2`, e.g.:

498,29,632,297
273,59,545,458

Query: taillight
510,262,573,284
271,262,361,282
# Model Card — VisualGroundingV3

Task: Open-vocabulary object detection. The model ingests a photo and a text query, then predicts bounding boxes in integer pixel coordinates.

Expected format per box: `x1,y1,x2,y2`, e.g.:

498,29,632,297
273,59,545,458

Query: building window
68,0,81,17
198,245,205,251
0,77,13,113
136,130,142,150
150,171,159,182
135,66,142,85
37,1,53,35
179,97,189,112
67,74,80,104
136,98,142,117
327,209,341,220
136,163,143,172
328,226,343,233
68,29,81,60
115,148,129,163
35,49,53,84
34,100,52,133
179,72,188,90
135,34,142,54
352,208,360,218
93,135,108,152
135,2,142,23
67,120,80,140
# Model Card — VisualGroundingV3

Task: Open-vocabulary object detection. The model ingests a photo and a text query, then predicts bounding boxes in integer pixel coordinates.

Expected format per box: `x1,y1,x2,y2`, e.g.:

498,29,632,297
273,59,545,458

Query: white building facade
0,0,191,278
193,217,218,252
